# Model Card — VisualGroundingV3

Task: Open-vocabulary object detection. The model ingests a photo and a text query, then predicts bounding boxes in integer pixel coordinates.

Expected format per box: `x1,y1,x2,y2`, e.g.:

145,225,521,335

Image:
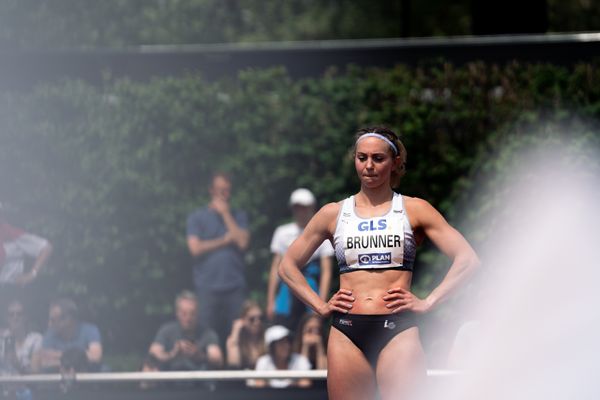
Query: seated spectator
0,298,42,374
293,313,327,370
139,354,161,390
141,353,161,373
60,347,90,374
32,298,102,373
226,300,265,369
59,347,90,394
148,290,223,371
252,325,311,388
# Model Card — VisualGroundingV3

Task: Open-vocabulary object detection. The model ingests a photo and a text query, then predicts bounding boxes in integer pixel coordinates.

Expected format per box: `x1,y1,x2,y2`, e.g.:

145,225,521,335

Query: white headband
356,132,399,155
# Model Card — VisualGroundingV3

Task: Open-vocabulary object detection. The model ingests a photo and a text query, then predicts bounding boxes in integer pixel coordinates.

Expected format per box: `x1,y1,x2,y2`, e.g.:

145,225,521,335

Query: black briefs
331,311,418,366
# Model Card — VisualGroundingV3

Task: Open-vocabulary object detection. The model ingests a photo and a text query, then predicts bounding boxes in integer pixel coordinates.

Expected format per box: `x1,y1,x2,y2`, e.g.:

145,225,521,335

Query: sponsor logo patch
358,252,392,265
384,320,396,330
338,318,352,326
358,219,387,231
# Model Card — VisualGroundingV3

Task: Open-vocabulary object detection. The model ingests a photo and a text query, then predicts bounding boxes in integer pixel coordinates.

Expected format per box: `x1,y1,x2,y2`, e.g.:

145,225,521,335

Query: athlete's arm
385,198,480,313
266,253,283,320
279,203,353,317
318,255,332,302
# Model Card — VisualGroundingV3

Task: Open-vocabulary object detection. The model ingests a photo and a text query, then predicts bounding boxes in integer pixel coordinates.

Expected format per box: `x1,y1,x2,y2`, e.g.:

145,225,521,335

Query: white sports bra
333,193,416,274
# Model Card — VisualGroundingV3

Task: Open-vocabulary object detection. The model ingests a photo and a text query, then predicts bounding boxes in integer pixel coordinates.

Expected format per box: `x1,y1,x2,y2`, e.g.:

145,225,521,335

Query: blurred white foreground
432,143,599,400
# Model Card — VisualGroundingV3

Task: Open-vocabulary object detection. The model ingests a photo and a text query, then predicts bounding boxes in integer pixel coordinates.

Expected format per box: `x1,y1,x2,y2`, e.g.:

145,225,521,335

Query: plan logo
358,252,391,265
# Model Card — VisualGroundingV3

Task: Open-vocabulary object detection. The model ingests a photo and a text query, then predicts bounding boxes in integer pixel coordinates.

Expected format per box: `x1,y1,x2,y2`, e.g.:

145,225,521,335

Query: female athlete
278,126,480,400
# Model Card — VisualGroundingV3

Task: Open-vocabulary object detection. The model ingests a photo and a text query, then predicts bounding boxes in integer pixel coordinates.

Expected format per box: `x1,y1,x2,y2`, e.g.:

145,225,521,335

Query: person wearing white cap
252,325,311,388
266,188,333,331
277,126,480,400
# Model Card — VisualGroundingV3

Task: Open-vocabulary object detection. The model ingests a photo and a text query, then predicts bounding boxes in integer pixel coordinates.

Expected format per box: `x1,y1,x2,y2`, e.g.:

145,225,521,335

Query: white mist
432,143,600,400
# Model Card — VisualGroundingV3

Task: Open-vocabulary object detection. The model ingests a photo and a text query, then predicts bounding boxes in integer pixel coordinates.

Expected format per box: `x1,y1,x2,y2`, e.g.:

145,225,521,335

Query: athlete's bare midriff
339,269,413,314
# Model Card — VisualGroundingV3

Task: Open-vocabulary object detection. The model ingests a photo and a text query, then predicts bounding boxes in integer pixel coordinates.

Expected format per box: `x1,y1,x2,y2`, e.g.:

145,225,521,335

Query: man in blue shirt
32,298,102,373
186,172,250,348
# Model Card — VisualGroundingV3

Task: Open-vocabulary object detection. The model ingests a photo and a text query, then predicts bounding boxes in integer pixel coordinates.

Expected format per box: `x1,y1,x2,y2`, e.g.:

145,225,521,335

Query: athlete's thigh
376,327,427,400
327,327,377,400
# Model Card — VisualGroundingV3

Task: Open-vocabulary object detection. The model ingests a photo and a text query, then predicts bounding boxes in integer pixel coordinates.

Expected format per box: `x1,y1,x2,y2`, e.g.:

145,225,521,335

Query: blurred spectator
60,347,90,373
186,172,250,348
141,353,161,373
293,313,327,370
32,298,102,373
148,290,223,371
0,299,42,374
0,203,52,306
252,325,311,388
267,188,333,330
139,354,161,390
59,347,90,394
226,300,265,369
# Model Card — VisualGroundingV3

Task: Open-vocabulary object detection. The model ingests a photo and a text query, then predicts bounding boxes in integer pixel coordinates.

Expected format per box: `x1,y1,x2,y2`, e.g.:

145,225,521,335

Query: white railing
0,369,461,384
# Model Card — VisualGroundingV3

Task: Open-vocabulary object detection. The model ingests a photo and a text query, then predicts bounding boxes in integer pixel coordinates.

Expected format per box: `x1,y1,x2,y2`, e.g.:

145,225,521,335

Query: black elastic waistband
332,311,415,322
339,265,413,274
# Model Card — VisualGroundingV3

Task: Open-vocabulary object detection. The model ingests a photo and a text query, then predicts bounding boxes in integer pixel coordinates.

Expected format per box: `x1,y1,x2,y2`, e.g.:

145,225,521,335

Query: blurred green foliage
0,61,598,357
0,0,597,49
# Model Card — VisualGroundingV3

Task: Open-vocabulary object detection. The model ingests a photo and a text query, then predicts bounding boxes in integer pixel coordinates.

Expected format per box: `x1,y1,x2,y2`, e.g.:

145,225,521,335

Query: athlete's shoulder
310,201,344,234
402,195,433,210
319,200,344,214
317,201,343,218
402,196,443,227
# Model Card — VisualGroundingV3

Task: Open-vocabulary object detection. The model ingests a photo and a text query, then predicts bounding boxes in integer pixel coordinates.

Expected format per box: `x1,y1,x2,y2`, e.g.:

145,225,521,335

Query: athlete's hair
353,126,407,189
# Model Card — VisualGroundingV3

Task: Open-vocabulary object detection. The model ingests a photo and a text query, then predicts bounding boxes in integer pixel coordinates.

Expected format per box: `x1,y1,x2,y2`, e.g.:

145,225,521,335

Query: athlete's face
354,137,399,188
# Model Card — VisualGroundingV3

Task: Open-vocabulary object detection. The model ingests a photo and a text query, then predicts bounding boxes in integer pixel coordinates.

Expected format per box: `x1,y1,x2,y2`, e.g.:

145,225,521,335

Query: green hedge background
1,61,598,367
